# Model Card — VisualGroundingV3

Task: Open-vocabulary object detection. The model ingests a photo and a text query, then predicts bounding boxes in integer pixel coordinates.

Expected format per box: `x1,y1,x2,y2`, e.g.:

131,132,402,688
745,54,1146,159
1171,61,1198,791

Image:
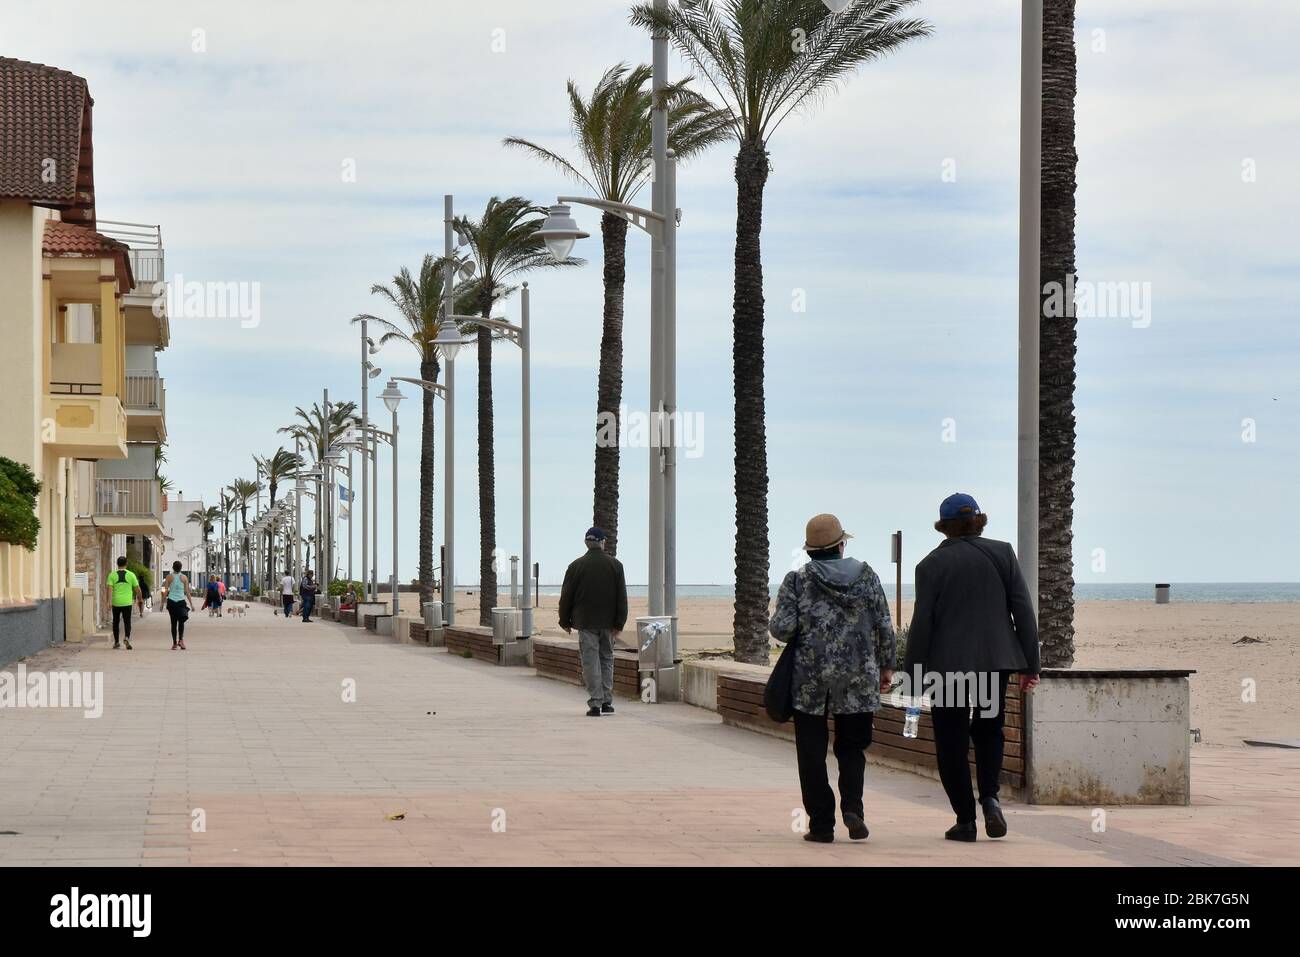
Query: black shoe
980,797,1008,838
803,830,834,843
945,820,978,842
112,641,121,649
586,707,601,717
601,703,616,715
843,813,869,841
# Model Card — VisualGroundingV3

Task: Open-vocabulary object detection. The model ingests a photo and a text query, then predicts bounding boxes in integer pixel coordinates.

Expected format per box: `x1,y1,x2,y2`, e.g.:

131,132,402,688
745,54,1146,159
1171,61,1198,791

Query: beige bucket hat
803,513,852,551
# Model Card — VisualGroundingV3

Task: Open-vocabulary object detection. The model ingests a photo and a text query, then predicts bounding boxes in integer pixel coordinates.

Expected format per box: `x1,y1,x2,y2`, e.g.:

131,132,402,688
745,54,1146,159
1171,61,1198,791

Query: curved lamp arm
558,195,665,238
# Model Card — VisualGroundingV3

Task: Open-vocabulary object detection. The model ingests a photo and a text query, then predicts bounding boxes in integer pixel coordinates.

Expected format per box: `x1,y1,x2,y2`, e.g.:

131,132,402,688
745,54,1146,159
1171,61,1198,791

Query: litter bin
1155,583,1171,604
491,607,520,645
423,601,443,629
635,615,679,703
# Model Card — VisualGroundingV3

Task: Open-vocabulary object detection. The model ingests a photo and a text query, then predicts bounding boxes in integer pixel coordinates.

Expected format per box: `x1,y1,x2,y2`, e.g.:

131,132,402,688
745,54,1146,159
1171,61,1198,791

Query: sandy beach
447,591,1298,748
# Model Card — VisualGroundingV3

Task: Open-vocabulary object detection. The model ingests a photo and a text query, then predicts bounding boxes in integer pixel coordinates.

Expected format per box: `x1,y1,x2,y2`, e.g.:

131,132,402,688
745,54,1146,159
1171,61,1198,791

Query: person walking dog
769,514,896,844
901,493,1040,842
558,527,628,717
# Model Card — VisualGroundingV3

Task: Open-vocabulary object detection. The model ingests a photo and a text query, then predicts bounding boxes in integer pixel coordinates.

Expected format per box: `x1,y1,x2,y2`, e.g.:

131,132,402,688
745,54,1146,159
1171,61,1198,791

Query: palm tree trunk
731,140,771,665
476,316,498,626
593,212,629,556
1039,0,1078,668
419,352,439,605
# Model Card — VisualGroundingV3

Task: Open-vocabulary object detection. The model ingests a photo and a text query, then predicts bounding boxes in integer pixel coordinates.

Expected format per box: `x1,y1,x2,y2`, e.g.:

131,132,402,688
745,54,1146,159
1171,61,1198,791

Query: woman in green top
162,560,196,650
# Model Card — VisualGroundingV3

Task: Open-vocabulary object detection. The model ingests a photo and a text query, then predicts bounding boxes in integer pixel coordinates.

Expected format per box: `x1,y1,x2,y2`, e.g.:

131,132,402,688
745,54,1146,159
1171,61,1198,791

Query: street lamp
378,379,404,616
442,287,534,639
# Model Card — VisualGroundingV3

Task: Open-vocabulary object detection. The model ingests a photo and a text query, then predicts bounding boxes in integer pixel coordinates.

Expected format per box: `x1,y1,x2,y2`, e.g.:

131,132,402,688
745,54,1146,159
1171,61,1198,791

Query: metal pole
647,0,668,619
347,449,353,583
1018,0,1042,614
323,388,331,586
664,149,678,659
520,284,532,639
442,193,456,626
371,425,378,599
361,317,369,599
391,404,399,617
295,438,303,580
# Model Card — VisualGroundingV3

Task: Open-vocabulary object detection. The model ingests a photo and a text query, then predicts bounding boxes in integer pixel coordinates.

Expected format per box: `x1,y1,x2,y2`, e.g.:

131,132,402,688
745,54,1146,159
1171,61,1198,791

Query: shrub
328,579,362,597
0,457,42,550
127,561,153,595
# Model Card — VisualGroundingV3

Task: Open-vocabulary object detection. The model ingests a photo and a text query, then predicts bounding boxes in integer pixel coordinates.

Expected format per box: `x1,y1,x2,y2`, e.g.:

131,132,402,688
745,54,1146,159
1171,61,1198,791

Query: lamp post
378,380,404,616
432,285,532,639
537,159,680,654
361,328,383,600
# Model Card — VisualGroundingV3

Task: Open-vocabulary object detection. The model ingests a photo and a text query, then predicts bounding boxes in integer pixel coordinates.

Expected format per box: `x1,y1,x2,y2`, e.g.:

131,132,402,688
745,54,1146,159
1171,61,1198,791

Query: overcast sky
8,0,1297,586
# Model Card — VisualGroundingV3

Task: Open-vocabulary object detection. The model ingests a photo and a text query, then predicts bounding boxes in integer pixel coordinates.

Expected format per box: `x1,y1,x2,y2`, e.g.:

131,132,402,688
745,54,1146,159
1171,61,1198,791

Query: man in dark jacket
902,493,1040,842
558,527,628,717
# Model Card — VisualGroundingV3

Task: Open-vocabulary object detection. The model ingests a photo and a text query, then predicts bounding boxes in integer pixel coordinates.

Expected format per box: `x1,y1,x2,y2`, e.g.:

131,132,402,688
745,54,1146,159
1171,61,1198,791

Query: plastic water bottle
903,699,921,739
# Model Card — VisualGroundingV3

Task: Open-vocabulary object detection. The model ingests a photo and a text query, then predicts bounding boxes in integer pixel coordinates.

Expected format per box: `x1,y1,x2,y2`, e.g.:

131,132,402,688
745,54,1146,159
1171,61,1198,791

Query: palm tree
254,448,302,589
631,0,931,664
504,64,729,556
453,196,584,624
352,256,447,606
228,477,259,582
186,505,220,578
280,401,358,465
219,491,237,584
1039,0,1077,668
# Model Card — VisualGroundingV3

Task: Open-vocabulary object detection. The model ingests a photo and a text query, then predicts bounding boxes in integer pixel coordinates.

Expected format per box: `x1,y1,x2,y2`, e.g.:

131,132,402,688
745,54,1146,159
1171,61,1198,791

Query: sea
535,582,1300,603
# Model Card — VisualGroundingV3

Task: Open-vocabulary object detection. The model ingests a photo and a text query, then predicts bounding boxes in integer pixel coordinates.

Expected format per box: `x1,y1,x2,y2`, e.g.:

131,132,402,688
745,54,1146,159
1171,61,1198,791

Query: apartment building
0,57,170,663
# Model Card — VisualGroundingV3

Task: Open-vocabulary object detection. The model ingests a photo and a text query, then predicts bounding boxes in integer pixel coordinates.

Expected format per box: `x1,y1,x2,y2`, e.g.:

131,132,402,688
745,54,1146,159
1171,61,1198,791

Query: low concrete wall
1027,669,1193,806
681,658,771,711
0,598,65,667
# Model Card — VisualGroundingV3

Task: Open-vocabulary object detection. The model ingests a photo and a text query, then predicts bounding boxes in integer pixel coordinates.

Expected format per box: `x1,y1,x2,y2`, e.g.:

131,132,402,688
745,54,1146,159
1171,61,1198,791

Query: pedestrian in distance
280,569,296,618
105,556,144,651
300,570,319,623
769,513,896,844
558,527,628,717
161,560,196,650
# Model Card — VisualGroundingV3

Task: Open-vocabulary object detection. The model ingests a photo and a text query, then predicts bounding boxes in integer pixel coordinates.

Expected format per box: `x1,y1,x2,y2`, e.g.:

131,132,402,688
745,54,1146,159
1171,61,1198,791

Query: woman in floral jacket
769,513,896,843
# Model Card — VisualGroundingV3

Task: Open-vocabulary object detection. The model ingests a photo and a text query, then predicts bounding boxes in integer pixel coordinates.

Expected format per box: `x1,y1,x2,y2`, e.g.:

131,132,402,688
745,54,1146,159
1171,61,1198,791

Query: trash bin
1155,583,1171,604
491,607,520,645
635,616,679,703
423,601,443,629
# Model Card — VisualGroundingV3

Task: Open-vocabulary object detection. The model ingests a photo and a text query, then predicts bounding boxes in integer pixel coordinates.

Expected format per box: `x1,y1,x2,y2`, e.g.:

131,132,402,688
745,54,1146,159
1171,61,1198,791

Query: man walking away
558,527,628,717
105,556,143,650
300,570,319,623
280,569,296,618
902,493,1040,843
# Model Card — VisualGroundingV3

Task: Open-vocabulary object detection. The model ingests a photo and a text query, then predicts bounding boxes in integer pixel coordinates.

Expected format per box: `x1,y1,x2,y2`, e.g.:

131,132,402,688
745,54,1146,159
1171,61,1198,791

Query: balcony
99,219,169,348
124,371,166,442
94,477,163,536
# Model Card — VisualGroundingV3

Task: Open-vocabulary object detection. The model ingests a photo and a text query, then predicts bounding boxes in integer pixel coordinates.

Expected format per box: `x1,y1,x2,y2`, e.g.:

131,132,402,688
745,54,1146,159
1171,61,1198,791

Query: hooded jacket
769,557,897,715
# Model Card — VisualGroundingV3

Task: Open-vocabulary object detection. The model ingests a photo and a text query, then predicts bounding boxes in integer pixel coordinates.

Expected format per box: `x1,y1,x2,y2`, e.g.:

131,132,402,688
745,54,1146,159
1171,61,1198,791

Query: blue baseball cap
584,526,607,542
939,493,982,520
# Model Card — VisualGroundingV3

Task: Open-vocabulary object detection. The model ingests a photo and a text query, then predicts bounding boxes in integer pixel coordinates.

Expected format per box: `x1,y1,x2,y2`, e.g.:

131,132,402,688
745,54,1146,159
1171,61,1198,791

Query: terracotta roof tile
43,220,134,289
0,57,91,205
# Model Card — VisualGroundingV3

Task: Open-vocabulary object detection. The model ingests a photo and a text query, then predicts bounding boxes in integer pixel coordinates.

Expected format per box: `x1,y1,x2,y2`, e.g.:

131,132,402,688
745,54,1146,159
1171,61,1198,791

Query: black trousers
792,709,874,836
930,672,1010,822
166,599,187,641
111,605,132,641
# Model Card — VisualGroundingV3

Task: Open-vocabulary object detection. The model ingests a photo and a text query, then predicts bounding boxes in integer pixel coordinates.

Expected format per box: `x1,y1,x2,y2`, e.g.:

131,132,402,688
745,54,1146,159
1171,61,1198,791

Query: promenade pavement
1,599,1295,866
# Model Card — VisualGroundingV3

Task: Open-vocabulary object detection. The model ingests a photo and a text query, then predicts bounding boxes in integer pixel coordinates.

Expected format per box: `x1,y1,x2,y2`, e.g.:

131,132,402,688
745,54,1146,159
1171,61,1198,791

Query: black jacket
902,536,1040,677
558,548,628,632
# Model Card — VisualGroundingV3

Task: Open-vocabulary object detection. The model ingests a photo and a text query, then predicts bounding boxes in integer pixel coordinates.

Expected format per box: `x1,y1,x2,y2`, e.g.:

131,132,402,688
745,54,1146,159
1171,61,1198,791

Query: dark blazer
558,548,629,632
902,536,1040,677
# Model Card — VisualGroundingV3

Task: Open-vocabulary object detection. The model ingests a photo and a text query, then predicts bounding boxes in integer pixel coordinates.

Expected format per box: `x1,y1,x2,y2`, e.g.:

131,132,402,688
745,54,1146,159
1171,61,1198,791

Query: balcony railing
95,478,161,520
98,220,164,291
124,371,164,410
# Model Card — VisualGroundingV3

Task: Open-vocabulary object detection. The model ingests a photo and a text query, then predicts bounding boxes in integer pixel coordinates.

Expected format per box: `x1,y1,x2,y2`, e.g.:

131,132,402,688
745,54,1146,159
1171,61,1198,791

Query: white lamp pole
442,194,457,626
379,380,405,616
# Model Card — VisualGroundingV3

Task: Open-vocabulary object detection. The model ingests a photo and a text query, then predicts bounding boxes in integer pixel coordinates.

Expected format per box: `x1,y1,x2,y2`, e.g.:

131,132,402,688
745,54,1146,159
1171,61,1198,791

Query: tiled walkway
1,601,1294,865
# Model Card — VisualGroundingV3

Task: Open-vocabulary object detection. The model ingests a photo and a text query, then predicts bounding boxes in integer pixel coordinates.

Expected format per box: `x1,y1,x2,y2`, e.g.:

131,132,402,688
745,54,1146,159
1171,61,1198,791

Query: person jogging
161,560,196,650
104,556,143,650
